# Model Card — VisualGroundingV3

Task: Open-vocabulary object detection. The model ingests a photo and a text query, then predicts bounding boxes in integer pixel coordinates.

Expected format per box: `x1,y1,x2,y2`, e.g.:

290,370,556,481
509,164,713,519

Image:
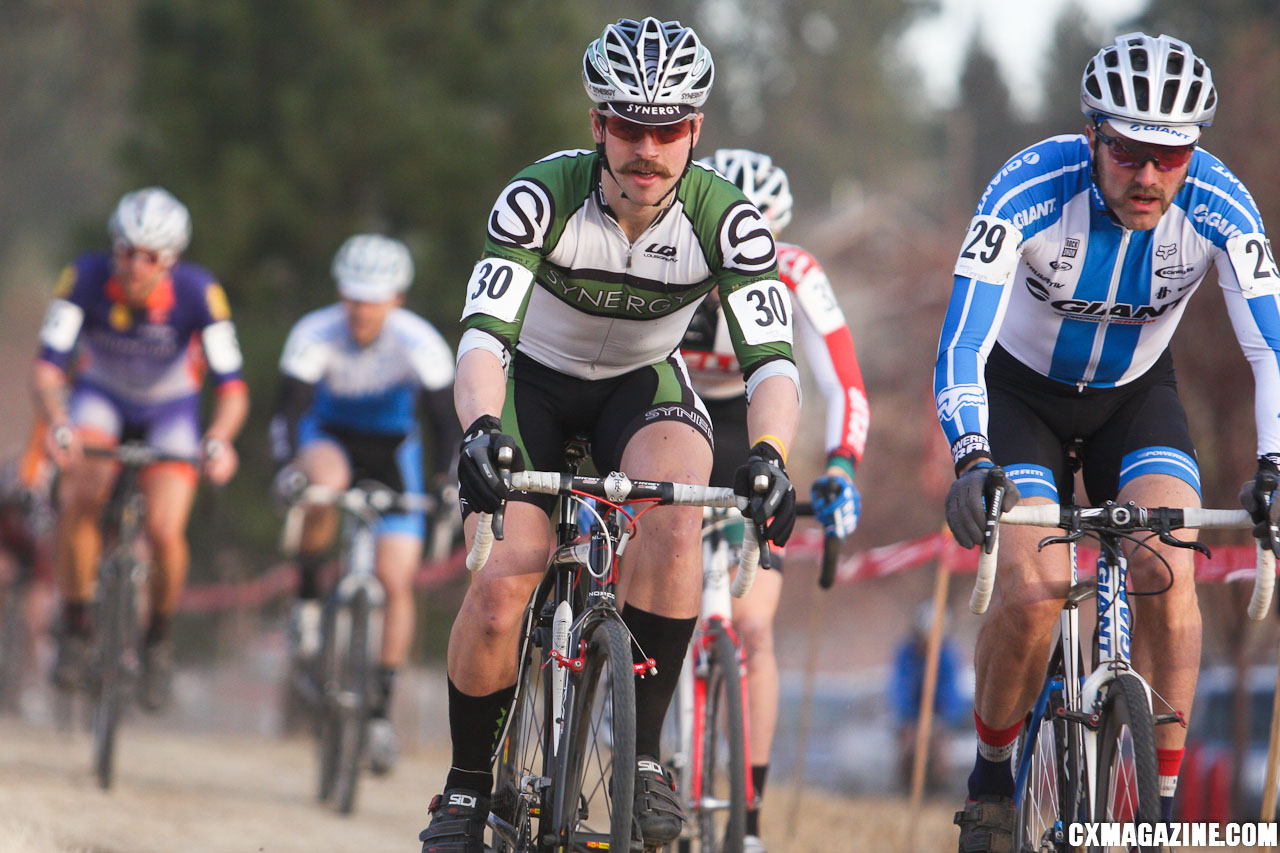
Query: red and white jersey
679,242,869,465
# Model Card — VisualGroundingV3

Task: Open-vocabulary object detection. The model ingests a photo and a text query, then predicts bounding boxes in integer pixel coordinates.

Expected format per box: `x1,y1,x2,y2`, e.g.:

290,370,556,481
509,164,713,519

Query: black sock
444,677,515,796
622,604,697,760
297,552,324,600
144,612,170,646
371,666,396,718
63,601,91,637
746,763,769,835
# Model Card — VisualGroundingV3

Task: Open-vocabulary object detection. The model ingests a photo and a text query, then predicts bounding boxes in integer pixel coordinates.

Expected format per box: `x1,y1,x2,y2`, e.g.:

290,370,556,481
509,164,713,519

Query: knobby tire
92,554,133,790
330,588,371,814
554,616,637,853
695,621,747,853
1091,673,1160,853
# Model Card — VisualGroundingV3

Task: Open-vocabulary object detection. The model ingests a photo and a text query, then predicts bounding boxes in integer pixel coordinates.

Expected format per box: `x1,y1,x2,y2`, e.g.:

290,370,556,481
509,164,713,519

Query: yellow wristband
751,434,789,464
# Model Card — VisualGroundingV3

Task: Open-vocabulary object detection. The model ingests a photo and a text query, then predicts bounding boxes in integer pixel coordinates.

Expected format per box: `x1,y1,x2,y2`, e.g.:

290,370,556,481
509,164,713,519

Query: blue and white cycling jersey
935,133,1280,465
278,304,454,434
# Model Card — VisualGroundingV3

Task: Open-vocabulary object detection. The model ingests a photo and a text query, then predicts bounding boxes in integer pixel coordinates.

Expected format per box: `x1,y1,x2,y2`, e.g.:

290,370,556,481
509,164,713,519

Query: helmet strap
594,117,692,211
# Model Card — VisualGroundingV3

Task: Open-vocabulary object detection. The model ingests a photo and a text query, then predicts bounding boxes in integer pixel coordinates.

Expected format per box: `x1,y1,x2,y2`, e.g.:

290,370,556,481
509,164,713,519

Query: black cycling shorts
986,344,1199,504
703,395,749,489
493,351,714,514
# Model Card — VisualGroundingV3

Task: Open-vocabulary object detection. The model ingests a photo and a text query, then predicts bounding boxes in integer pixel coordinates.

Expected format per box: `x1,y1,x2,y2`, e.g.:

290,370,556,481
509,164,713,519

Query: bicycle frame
281,481,432,813
671,510,754,818
481,463,761,853
980,502,1272,847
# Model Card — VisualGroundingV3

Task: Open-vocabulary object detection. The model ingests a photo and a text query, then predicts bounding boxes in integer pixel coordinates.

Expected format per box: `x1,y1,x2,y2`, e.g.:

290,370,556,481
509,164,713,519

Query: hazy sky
900,0,1149,116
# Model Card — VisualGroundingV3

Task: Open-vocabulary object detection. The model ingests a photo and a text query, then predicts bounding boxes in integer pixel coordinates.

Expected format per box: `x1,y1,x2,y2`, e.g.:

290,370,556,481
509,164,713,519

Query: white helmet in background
700,149,794,233
583,17,715,125
108,187,191,256
1081,32,1216,144
331,234,414,302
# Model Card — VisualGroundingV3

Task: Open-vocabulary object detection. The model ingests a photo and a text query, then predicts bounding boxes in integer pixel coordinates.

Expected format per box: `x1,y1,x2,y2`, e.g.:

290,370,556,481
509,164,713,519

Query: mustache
621,159,672,178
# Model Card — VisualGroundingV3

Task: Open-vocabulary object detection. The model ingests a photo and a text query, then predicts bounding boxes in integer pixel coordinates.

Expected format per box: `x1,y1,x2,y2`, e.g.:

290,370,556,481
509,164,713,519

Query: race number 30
726,281,793,346
954,215,1022,283
462,258,535,322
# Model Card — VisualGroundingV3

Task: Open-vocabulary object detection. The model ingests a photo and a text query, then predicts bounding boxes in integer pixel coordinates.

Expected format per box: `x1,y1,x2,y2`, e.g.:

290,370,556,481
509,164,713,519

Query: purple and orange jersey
37,251,245,407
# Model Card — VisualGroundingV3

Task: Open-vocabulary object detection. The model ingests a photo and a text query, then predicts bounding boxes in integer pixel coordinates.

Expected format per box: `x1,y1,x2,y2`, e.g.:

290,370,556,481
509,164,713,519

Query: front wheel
1091,673,1160,853
694,621,747,853
92,555,135,790
554,615,637,852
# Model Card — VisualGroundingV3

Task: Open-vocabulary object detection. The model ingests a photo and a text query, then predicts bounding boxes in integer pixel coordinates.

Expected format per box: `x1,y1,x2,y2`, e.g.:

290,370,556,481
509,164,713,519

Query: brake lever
1157,531,1211,557
493,445,513,541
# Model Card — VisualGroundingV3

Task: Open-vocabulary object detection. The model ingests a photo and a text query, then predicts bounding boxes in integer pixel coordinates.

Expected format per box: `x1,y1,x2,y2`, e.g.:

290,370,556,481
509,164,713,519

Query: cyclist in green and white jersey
419,17,801,853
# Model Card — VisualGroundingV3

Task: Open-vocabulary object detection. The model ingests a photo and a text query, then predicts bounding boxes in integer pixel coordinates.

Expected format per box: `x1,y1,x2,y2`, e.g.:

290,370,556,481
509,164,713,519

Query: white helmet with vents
583,17,714,125
108,187,191,255
331,234,414,302
700,149,793,233
1081,32,1216,145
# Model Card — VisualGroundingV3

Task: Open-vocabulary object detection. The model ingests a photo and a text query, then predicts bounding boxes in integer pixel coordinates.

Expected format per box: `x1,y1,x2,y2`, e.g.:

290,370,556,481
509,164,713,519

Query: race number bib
39,299,85,352
202,320,244,374
1227,233,1280,298
954,215,1022,283
462,258,535,323
725,281,793,346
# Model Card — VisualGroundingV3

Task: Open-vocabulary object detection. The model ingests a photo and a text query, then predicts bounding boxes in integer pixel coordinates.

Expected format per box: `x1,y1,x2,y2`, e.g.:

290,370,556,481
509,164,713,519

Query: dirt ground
0,716,969,853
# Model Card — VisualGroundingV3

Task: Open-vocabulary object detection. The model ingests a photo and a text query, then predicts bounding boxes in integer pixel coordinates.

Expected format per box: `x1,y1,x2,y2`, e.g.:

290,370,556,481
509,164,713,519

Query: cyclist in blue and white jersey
270,234,458,774
935,33,1280,851
419,18,800,853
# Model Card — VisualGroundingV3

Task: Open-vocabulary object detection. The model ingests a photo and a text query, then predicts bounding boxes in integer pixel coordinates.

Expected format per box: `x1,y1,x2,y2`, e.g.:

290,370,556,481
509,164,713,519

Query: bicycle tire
0,583,26,714
92,554,133,790
1091,673,1160,853
316,598,342,802
492,617,551,853
553,615,637,853
694,620,746,853
330,588,372,814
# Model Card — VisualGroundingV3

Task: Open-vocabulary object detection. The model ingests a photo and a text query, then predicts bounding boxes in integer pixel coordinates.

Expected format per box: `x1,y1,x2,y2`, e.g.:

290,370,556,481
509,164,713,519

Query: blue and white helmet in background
1081,32,1216,145
108,187,191,256
331,234,414,303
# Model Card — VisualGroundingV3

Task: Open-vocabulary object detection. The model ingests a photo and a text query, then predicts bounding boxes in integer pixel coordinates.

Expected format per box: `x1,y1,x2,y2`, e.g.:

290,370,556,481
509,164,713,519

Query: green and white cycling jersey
459,150,797,397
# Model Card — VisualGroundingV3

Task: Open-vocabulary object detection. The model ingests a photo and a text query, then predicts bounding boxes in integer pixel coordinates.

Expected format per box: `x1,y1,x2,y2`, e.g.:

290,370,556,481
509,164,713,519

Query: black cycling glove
457,415,523,515
944,462,1020,549
1240,454,1280,550
733,441,797,547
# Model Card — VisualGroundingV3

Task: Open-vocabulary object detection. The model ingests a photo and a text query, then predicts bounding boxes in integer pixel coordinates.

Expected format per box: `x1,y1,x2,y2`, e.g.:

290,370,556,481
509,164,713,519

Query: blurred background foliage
2,0,1279,662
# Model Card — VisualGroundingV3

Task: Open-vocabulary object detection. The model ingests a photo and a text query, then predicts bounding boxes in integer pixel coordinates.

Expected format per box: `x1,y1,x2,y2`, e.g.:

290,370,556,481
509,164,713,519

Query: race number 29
954,215,1022,284
1229,233,1280,298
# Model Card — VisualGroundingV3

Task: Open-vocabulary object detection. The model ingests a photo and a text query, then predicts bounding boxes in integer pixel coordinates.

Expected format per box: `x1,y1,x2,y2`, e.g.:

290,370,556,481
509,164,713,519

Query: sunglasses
600,114,693,144
1094,126,1194,172
114,243,167,265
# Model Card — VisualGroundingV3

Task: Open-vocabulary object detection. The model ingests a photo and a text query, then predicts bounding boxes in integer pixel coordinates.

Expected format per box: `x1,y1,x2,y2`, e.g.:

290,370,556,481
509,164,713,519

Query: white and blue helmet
1081,32,1216,145
331,234,414,302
